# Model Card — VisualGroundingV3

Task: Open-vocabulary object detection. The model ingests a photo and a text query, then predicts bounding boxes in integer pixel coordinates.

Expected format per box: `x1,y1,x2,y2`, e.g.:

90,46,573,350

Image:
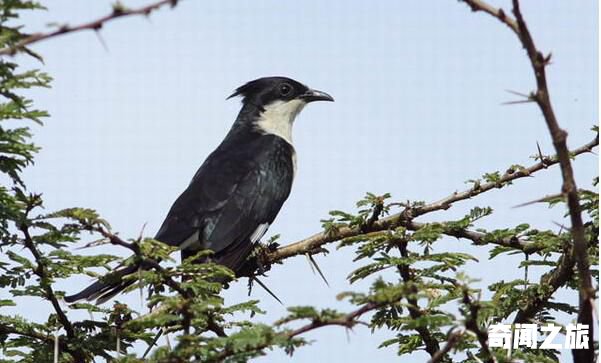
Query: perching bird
65,76,333,304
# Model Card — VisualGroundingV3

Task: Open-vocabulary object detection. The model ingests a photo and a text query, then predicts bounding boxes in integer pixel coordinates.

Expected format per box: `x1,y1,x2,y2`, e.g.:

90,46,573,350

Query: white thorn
53,330,59,363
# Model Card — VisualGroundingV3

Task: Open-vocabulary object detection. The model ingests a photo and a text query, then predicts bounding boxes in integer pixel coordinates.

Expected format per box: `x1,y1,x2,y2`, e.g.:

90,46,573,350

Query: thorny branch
266,136,598,263
0,0,181,56
459,0,596,361
20,226,73,336
19,209,86,361
461,0,518,35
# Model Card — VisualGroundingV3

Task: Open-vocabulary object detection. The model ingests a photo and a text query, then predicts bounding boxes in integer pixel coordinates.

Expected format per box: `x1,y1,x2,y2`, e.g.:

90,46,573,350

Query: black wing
154,131,295,272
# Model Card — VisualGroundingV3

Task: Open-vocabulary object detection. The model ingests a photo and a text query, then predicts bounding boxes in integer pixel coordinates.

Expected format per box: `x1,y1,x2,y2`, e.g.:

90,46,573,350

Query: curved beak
299,88,334,103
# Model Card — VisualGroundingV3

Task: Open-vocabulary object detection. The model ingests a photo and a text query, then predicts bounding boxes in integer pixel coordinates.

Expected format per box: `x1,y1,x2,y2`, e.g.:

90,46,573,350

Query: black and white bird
65,76,333,304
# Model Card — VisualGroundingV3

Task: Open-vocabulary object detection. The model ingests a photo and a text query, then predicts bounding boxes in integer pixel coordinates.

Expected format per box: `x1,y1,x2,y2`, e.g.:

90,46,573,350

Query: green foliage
0,2,50,241
325,181,597,361
321,192,392,235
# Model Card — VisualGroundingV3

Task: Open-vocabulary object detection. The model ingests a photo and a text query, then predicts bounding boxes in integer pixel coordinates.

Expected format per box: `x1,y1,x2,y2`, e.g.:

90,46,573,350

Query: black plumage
65,76,333,304
158,126,295,269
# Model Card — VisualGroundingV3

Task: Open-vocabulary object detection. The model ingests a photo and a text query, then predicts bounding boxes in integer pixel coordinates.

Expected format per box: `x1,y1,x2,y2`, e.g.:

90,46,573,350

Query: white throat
255,99,306,145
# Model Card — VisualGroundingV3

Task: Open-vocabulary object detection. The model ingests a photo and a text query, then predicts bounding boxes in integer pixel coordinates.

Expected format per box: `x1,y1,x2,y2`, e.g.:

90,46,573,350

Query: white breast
255,99,305,146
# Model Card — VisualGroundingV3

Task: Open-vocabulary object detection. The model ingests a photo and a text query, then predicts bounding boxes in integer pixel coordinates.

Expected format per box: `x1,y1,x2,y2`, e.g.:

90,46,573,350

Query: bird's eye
279,83,292,96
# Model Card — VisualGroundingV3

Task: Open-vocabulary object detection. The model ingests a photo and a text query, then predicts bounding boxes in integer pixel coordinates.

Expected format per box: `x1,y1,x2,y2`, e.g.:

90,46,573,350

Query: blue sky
12,1,598,361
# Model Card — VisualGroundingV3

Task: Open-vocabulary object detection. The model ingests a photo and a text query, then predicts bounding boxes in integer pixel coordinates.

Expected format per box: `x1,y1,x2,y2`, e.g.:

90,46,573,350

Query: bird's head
228,76,333,143
228,76,334,109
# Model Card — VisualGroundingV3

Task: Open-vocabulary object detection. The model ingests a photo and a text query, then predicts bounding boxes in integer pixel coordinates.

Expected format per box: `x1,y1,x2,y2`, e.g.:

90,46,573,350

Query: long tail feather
64,264,139,304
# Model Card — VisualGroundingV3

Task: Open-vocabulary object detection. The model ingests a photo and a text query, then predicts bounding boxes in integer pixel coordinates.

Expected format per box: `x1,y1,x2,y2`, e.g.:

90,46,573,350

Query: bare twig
511,0,595,315
0,0,181,56
460,0,518,34
458,0,596,360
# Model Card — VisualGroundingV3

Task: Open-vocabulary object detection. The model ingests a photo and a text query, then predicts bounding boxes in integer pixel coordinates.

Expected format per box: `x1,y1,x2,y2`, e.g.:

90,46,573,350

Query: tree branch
20,225,73,337
404,219,534,252
284,302,376,338
0,0,181,56
460,0,518,35
84,223,190,298
511,0,595,310
19,223,86,361
266,137,597,263
461,288,496,363
458,0,596,361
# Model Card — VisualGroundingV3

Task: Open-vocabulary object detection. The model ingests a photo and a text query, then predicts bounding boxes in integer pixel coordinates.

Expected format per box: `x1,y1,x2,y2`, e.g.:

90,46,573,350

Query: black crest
227,76,309,107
